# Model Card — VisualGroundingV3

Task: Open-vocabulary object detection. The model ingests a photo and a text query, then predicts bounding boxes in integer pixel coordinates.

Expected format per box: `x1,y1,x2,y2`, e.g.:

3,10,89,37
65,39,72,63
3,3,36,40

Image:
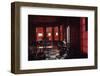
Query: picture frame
11,2,98,74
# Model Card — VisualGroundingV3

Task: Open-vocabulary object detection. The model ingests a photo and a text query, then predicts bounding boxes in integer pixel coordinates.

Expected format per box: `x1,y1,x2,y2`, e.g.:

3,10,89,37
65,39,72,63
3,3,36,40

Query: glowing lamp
38,33,43,37
48,33,51,36
56,32,58,36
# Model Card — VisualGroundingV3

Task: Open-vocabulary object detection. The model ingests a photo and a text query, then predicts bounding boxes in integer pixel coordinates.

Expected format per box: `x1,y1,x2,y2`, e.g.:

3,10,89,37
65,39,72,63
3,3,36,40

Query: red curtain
80,17,88,54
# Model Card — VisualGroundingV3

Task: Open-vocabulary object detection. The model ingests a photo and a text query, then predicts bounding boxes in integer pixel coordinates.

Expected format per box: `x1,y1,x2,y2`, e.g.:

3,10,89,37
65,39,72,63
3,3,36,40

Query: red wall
36,27,44,41
36,26,63,41
80,18,88,54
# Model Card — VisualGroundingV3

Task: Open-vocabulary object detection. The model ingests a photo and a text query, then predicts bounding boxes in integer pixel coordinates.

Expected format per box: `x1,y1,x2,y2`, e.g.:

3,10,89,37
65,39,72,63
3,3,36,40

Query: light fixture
56,32,58,36
38,33,43,37
48,33,51,36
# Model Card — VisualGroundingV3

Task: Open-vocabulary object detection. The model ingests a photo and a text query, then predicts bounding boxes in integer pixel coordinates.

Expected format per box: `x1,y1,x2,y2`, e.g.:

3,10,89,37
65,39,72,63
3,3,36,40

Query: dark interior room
28,15,88,60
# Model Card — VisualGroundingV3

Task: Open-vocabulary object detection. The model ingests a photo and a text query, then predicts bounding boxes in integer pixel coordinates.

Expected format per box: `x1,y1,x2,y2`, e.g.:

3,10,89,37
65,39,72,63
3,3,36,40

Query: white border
20,6,95,70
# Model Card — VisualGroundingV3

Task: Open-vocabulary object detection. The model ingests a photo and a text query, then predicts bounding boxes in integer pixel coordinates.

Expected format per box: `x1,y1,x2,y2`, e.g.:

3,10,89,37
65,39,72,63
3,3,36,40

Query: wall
70,17,81,57
0,0,100,76
70,18,80,50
